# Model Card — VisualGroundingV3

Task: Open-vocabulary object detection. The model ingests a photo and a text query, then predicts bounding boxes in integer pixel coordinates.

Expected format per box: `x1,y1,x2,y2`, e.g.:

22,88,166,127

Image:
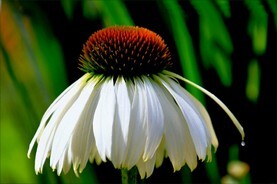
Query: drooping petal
28,74,91,159
70,80,102,173
110,77,131,168
136,154,157,179
34,120,57,173
180,87,219,152
160,73,218,154
159,75,210,160
56,151,65,176
163,70,245,141
161,74,219,158
110,112,124,168
90,150,102,165
34,75,89,173
93,78,116,161
152,75,198,171
50,77,99,169
122,79,146,169
155,137,165,168
64,143,73,174
140,77,164,161
115,77,131,143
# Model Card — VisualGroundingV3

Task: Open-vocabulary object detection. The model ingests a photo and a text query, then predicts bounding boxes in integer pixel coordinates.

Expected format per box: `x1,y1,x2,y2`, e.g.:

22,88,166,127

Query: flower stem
121,167,138,184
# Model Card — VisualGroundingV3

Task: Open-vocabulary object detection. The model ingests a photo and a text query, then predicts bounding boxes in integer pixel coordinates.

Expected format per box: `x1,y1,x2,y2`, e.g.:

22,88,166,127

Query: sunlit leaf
245,0,268,55
246,59,260,102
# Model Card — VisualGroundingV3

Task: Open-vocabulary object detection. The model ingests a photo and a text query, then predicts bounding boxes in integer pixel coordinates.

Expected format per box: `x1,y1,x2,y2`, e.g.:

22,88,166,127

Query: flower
28,26,245,178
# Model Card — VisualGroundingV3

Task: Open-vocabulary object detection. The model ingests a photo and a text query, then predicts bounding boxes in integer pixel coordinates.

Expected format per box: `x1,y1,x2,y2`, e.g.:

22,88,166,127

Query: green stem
121,167,138,184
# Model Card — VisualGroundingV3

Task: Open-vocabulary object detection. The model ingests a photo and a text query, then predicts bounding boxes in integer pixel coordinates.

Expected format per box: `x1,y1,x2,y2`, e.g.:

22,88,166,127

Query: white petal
141,77,164,161
155,137,165,168
63,144,72,174
93,78,116,161
159,75,209,160
91,151,102,165
182,88,218,151
34,119,57,173
28,74,90,158
71,80,101,173
136,155,156,179
110,77,131,168
122,79,146,169
115,77,131,143
57,152,65,175
34,77,87,173
110,112,125,168
152,76,197,171
50,77,99,168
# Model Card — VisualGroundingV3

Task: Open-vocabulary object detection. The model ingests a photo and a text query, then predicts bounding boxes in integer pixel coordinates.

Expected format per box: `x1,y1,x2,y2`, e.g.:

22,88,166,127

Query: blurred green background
1,0,276,183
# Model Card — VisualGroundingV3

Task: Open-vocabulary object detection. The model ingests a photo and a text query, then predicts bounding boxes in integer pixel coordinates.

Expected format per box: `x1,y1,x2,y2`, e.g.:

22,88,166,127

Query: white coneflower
28,26,245,179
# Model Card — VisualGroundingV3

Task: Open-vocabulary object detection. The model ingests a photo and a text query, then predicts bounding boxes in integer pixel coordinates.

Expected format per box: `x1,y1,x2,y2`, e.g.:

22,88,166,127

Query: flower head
79,26,172,76
28,26,244,178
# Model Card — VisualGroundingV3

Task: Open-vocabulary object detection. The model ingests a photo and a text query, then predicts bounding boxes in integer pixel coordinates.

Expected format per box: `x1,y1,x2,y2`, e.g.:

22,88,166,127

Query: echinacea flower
28,26,245,179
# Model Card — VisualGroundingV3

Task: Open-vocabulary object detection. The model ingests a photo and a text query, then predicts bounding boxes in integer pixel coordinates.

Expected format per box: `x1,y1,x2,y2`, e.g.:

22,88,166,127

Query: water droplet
241,141,245,146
